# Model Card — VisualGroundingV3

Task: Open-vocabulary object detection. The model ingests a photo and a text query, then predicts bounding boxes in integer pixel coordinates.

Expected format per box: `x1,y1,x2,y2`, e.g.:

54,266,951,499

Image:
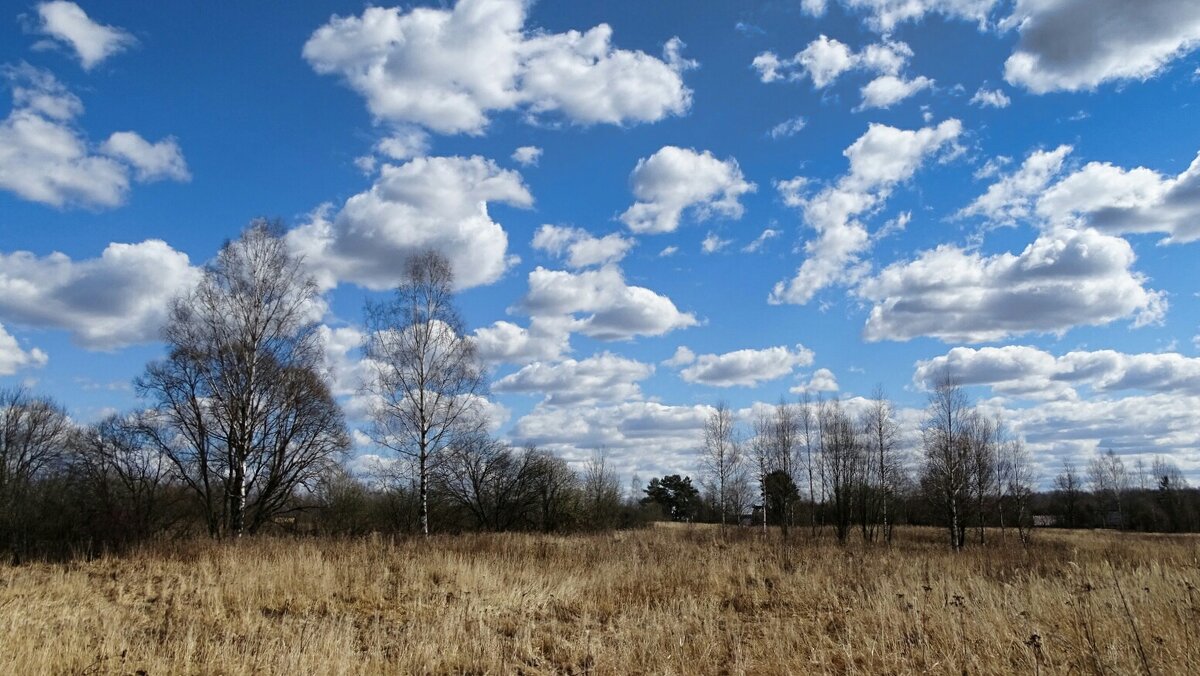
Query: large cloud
0,324,48,376
1002,0,1200,93
1039,152,1200,244
31,1,135,70
771,119,962,305
958,145,1072,225
471,318,571,366
965,145,1200,243
915,346,1200,400
517,265,697,341
0,64,189,208
0,240,201,349
493,352,654,405
303,0,693,135
287,155,532,291
620,146,755,234
860,228,1166,343
510,400,715,478
674,344,815,388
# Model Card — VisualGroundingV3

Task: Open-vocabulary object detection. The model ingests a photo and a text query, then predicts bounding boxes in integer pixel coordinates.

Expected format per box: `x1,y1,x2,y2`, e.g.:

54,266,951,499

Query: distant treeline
1,221,1195,563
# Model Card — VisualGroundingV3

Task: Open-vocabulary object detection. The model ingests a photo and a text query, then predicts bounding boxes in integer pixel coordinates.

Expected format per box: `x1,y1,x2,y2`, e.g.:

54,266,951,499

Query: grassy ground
1,525,1198,674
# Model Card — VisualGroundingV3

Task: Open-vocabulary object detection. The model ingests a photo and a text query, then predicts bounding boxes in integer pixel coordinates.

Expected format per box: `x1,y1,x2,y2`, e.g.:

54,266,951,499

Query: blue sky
2,0,1199,484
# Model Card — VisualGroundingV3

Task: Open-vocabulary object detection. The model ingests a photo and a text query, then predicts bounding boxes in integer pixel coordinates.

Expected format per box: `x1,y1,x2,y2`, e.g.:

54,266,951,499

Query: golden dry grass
1,525,1198,674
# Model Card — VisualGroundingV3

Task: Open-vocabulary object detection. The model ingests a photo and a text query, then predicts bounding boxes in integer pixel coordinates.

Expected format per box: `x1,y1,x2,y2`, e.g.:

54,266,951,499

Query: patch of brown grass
2,525,1198,674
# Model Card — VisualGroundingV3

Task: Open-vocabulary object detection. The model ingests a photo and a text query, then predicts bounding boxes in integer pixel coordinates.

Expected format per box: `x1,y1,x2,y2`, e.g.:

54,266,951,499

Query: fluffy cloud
620,146,755,234
969,86,1011,108
531,224,633,269
511,145,542,166
753,35,923,99
677,344,814,387
303,0,692,135
0,240,201,349
857,74,934,110
0,324,48,376
493,352,654,405
1009,394,1200,470
790,368,839,394
517,265,697,341
99,131,191,182
966,145,1200,243
510,400,715,477
32,1,135,70
1039,152,1200,244
915,345,1200,400
0,65,189,208
771,119,962,305
958,145,1072,225
287,155,532,291
1002,0,1200,93
471,318,571,366
860,228,1167,343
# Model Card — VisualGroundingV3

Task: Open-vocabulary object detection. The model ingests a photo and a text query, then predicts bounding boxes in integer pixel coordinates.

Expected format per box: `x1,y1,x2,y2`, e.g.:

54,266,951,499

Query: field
1,525,1198,675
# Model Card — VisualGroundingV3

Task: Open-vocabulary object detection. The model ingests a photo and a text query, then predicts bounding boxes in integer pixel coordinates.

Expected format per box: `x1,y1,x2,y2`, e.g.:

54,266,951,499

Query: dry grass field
1,525,1198,675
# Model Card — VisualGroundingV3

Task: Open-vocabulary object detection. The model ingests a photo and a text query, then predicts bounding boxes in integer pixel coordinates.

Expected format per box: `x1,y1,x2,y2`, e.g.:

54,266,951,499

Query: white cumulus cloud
287,155,532,291
32,1,135,70
859,228,1167,343
771,119,963,305
0,65,189,208
0,240,201,349
620,146,755,234
678,344,814,387
303,0,693,135
1002,0,1200,93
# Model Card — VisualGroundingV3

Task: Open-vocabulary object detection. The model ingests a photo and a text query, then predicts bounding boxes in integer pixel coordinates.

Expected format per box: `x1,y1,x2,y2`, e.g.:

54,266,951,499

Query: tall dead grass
1,525,1197,674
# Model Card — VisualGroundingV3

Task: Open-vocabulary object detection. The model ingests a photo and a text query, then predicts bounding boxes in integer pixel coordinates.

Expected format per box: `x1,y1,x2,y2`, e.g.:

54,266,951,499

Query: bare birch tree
138,220,348,537
700,401,745,526
921,371,973,549
364,250,487,536
862,386,900,543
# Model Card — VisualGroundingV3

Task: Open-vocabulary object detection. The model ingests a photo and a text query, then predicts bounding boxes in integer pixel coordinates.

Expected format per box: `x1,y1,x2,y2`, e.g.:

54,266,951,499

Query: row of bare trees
0,222,653,559
697,375,1038,548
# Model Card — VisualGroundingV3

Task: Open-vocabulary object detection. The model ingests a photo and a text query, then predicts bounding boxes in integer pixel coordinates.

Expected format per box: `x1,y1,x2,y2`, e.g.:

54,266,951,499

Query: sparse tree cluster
3,221,1199,562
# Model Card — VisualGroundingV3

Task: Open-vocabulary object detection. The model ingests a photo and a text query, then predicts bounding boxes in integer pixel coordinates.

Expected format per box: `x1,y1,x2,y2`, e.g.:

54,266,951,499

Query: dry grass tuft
2,526,1197,674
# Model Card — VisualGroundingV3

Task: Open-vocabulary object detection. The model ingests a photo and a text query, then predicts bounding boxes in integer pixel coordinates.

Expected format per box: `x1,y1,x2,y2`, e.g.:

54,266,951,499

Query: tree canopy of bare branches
363,250,487,536
138,220,349,537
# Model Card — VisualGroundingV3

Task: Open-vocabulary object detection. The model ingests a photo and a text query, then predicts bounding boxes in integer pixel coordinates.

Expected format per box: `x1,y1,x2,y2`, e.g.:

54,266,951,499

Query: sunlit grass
1,525,1197,674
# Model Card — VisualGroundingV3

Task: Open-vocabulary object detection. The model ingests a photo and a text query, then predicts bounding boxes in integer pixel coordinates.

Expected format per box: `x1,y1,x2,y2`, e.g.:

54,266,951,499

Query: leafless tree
1054,460,1083,528
70,413,173,542
700,401,746,526
965,411,998,544
363,250,487,536
798,394,822,536
138,220,349,537
820,398,861,544
999,438,1034,544
0,387,71,553
436,435,545,531
526,447,579,532
582,447,622,529
921,370,973,549
861,386,900,543
1089,448,1129,527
